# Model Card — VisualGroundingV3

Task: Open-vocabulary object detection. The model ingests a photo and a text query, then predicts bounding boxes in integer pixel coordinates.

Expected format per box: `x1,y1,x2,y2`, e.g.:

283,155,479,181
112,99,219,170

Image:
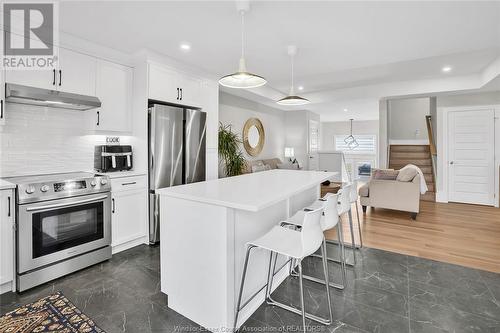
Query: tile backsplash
0,103,132,177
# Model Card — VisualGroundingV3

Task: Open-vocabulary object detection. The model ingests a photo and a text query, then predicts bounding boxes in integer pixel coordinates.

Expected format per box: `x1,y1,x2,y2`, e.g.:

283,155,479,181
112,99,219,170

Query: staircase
389,145,436,202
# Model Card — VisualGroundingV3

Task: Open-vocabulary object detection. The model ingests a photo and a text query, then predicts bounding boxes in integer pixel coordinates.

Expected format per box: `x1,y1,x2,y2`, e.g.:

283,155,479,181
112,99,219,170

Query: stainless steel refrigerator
148,104,206,244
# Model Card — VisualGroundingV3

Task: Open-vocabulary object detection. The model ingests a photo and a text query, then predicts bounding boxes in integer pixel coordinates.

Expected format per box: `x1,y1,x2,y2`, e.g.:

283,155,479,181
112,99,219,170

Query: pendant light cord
241,11,245,59
290,53,295,94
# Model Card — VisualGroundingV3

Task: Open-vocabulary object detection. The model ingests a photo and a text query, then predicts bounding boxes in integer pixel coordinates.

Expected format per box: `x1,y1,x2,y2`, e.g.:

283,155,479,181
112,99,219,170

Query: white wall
437,91,500,107
0,103,135,177
285,110,320,169
219,92,286,162
388,97,430,143
320,120,379,151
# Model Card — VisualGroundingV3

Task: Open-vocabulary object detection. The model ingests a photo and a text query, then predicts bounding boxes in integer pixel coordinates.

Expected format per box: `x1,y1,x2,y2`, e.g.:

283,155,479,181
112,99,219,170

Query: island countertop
156,169,336,212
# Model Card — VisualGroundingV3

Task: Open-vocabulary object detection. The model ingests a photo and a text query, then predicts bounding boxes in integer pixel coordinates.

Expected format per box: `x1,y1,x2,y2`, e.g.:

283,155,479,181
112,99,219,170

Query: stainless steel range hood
5,83,101,111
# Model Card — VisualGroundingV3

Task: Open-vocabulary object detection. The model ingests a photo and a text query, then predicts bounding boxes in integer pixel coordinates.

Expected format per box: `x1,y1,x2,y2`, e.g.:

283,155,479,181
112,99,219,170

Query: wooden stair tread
390,159,432,166
390,145,430,152
390,152,431,159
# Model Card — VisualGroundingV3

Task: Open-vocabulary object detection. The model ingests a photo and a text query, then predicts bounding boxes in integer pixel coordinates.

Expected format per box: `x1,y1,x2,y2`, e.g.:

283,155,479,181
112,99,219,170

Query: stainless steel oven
6,172,112,291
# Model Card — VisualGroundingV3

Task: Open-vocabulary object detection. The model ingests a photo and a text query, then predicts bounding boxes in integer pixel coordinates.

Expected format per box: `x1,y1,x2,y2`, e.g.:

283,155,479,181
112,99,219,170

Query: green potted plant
218,123,246,177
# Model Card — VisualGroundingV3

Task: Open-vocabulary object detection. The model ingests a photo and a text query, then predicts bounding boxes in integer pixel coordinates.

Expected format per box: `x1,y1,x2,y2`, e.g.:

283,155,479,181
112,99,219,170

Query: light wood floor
324,201,500,273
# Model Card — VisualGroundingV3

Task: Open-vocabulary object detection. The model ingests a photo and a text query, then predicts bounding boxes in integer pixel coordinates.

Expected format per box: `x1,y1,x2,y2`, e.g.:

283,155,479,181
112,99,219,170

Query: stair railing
425,115,438,182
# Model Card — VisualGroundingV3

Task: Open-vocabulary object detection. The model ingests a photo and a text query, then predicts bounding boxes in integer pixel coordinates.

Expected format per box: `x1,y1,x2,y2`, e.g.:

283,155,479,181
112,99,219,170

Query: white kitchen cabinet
1,69,5,126
148,63,203,107
5,68,56,90
177,73,202,107
5,48,97,95
93,60,133,133
0,189,15,294
57,48,96,96
148,63,179,103
110,176,148,253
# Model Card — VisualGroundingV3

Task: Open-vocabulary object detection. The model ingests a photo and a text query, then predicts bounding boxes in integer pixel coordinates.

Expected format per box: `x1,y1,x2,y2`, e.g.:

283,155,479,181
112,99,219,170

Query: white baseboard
112,235,148,254
0,281,13,295
436,191,448,203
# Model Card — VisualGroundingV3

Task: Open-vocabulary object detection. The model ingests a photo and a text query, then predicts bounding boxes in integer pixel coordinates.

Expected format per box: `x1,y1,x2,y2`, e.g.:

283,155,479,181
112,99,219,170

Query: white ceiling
59,1,500,121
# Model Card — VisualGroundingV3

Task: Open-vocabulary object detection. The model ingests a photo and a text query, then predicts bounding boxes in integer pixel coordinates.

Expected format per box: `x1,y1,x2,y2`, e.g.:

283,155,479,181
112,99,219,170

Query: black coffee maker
94,145,133,172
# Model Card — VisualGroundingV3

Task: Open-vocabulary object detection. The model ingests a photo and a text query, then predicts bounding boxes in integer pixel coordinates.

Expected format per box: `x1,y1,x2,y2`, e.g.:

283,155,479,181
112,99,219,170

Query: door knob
449,161,454,165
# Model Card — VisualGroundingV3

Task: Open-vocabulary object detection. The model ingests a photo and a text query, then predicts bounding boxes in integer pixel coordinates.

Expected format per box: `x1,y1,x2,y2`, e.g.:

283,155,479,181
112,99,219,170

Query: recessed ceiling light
180,43,191,51
343,108,348,112
442,66,452,72
298,86,304,91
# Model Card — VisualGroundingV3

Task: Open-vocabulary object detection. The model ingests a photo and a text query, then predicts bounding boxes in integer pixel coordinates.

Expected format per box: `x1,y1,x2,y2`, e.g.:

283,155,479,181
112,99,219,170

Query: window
334,135,376,153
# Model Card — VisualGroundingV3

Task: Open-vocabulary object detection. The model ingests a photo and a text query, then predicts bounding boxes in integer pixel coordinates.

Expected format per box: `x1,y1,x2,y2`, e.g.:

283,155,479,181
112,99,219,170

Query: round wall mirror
243,118,265,156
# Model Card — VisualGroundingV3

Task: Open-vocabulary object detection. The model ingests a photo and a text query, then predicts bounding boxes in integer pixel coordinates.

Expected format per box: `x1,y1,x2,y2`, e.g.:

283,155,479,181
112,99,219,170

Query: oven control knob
25,185,35,194
100,178,108,185
40,185,49,192
90,180,97,187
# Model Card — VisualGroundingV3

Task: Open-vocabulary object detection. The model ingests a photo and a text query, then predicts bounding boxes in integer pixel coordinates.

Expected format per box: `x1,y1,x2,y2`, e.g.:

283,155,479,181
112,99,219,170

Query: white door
308,120,320,170
57,48,97,95
94,59,133,132
448,109,495,205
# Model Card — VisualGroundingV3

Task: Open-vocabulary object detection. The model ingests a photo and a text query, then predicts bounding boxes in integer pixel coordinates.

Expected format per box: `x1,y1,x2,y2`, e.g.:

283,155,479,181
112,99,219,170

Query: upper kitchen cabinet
57,48,97,96
148,63,203,108
4,48,96,96
4,68,55,90
93,60,133,133
1,69,5,126
148,63,179,103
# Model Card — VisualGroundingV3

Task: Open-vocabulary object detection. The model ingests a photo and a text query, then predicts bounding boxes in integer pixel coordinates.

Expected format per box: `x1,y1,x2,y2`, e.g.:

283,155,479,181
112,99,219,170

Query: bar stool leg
347,211,357,264
297,261,307,333
355,203,363,248
234,245,255,332
321,239,334,323
336,222,347,288
266,254,332,325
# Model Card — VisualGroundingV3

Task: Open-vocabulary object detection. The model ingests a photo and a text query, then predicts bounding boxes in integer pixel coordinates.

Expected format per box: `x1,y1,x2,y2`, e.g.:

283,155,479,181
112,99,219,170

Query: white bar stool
282,192,347,290
349,179,363,248
234,206,333,333
324,184,357,266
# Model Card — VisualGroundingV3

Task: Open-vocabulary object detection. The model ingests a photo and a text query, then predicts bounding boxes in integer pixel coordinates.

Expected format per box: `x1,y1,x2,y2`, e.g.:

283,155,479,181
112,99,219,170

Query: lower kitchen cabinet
110,175,148,254
0,189,15,294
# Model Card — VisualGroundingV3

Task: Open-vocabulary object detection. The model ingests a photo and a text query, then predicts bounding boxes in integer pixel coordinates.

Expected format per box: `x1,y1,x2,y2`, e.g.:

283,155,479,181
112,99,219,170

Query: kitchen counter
95,170,147,179
0,179,16,190
157,169,335,211
158,170,335,332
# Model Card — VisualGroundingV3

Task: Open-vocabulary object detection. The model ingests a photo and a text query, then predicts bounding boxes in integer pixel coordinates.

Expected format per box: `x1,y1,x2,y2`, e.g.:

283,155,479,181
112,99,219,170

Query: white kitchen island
157,169,336,332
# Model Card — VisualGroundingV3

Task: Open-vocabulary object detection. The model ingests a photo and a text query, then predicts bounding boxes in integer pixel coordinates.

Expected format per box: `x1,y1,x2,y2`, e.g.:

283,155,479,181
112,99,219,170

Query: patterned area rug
0,292,104,333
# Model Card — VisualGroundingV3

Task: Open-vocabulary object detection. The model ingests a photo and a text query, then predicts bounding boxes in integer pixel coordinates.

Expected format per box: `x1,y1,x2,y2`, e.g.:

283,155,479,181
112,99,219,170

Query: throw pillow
358,183,369,197
252,164,269,173
396,165,418,182
277,163,299,170
372,169,399,180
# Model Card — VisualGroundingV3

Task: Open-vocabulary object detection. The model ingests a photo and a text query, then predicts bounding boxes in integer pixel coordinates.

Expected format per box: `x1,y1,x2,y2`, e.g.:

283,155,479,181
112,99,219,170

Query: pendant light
344,119,359,150
219,2,267,89
277,45,310,106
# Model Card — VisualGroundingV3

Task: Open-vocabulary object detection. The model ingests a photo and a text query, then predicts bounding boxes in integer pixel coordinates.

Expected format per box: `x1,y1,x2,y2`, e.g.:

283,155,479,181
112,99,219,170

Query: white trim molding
437,104,499,208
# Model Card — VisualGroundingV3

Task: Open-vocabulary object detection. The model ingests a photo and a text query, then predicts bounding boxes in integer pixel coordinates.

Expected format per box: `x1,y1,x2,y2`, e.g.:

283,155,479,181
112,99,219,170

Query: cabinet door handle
58,70,62,86
52,69,56,85
122,182,137,186
7,196,11,217
1,100,3,119
180,88,183,100
176,88,179,100
96,111,100,126
112,198,115,213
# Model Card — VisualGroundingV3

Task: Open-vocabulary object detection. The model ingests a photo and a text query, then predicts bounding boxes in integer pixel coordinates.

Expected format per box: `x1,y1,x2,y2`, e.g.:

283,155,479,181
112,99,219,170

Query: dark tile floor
1,244,500,333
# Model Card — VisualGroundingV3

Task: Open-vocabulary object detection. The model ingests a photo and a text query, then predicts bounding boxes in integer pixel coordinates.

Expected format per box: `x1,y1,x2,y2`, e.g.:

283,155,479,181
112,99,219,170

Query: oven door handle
25,195,109,212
